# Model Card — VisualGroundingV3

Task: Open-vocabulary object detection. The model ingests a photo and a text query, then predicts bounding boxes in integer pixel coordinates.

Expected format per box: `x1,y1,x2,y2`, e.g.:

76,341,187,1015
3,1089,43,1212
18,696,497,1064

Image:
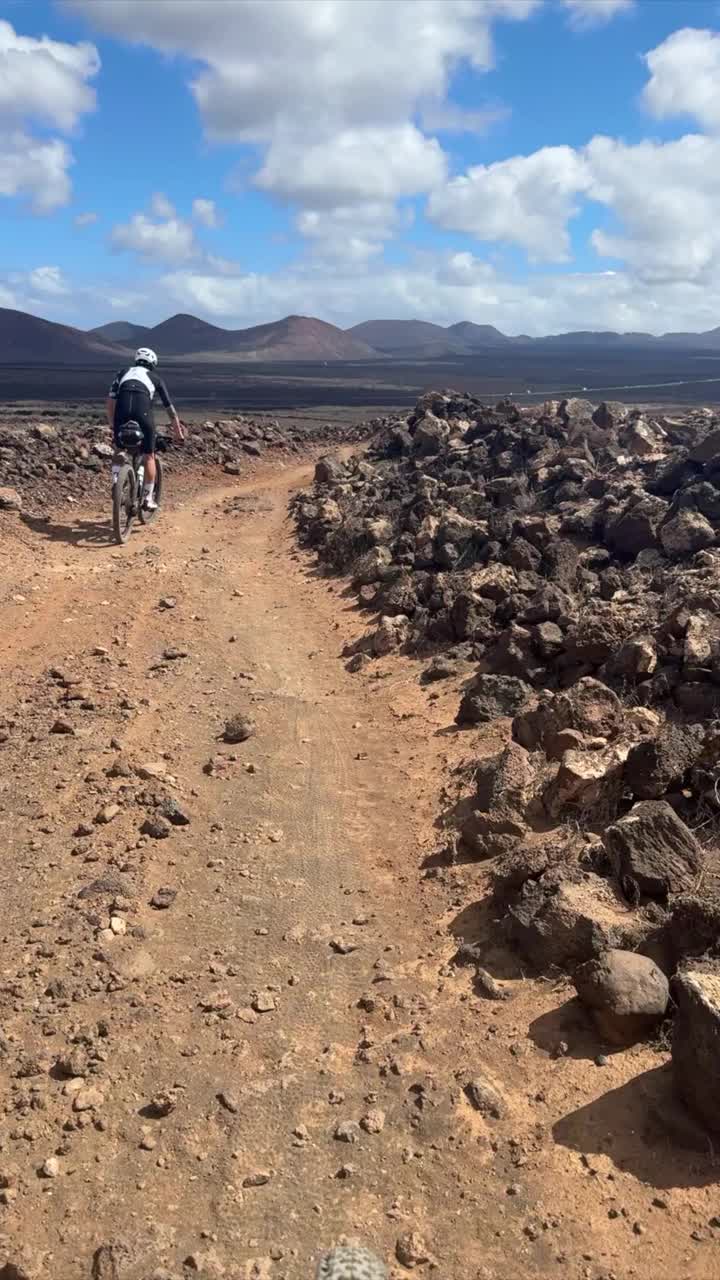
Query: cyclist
106,347,184,509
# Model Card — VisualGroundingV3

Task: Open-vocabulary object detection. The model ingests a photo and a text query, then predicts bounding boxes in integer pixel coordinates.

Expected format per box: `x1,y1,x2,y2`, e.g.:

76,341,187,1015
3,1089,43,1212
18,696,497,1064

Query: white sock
143,482,155,499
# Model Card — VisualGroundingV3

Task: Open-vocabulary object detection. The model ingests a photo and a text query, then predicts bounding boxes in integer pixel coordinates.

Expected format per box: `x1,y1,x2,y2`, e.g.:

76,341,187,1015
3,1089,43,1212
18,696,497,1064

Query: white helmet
135,347,158,368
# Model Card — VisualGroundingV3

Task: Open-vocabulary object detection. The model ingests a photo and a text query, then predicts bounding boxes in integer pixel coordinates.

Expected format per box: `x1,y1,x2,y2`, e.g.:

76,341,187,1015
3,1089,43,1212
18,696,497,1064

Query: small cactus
316,1245,388,1280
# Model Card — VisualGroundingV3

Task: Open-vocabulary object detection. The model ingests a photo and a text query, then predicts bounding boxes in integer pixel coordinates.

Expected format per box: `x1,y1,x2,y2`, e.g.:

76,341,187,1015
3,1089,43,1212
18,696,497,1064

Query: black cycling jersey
109,364,175,454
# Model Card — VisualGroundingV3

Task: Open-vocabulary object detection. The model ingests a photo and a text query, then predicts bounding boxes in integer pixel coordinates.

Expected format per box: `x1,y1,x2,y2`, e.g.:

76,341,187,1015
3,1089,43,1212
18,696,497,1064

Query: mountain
348,319,469,357
0,307,125,364
447,321,511,348
89,313,376,361
660,326,720,349
89,321,152,346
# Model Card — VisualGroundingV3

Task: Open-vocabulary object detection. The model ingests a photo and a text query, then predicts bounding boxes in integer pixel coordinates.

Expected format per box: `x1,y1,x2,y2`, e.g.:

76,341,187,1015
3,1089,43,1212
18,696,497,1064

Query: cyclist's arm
106,372,121,429
154,374,184,441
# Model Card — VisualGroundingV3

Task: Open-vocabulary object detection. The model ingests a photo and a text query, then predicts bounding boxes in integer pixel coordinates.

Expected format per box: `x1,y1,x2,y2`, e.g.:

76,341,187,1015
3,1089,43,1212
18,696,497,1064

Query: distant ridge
4,305,720,364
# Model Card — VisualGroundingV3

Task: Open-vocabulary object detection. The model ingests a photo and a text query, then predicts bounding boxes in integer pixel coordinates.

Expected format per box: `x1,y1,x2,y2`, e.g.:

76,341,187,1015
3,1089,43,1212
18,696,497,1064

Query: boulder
610,635,657,681
314,456,346,485
604,800,704,900
413,412,449,455
543,742,629,820
461,742,537,859
690,428,720,463
352,546,393,586
604,494,668,557
623,723,706,800
371,614,410,656
660,510,716,557
672,962,720,1135
592,401,628,431
513,678,622,757
455,674,533,726
508,867,651,971
574,949,669,1045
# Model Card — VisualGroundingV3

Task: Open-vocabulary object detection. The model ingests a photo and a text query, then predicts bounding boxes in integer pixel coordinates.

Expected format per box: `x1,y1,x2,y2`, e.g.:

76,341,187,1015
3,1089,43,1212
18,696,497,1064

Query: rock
218,1090,240,1114
93,442,114,459
147,1091,175,1118
574,949,669,1045
223,713,256,743
162,646,188,661
395,1232,430,1269
466,1076,506,1119
136,761,168,781
160,798,191,826
141,816,171,840
455,674,532,726
543,743,629,820
508,867,649,971
360,1109,386,1134
346,653,371,674
611,635,657,680
413,411,449,455
0,487,22,511
371,614,410,656
95,803,120,825
243,1171,271,1187
604,801,704,900
334,1120,361,1144
252,991,277,1013
605,495,668,556
461,743,537,859
672,961,720,1135
660,510,716,557
150,887,176,910
159,596,176,610
624,723,706,800
352,546,393,586
50,718,75,735
690,428,720,463
73,1086,103,1112
314,456,346,485
514,678,622,757
39,1157,59,1179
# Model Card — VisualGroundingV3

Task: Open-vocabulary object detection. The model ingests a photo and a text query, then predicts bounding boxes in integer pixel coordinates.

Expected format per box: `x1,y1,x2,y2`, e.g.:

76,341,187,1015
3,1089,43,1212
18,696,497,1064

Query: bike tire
139,453,163,525
316,1247,387,1280
112,464,135,545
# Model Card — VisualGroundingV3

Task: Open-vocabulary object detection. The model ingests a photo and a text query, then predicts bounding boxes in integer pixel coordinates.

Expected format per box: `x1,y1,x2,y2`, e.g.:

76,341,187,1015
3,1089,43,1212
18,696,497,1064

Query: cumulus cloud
192,197,221,228
643,28,720,132
0,20,99,212
110,211,197,264
0,131,74,211
74,210,98,227
561,0,634,30
428,145,592,260
297,203,403,263
150,191,176,219
65,0,538,238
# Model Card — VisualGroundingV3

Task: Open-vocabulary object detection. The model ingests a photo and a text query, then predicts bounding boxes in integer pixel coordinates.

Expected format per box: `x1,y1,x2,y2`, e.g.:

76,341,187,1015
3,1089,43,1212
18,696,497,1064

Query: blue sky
2,0,720,334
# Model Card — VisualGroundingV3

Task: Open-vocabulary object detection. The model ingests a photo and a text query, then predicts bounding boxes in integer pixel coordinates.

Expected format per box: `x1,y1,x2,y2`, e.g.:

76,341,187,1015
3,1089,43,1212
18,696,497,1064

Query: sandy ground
0,456,718,1280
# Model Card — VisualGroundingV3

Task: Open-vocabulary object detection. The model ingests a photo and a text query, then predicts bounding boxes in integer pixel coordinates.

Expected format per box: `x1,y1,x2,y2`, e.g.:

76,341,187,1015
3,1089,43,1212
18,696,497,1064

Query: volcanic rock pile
0,407,374,509
295,389,720,1131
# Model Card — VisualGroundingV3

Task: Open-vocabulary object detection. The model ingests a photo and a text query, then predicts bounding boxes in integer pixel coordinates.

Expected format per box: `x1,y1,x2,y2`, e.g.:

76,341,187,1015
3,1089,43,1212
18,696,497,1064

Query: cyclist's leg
140,411,158,506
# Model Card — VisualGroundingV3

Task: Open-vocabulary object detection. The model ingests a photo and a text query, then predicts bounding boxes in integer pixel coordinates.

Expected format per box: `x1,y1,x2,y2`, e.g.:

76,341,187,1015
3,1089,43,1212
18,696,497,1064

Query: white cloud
420,102,509,134
643,28,720,132
192,197,221,228
0,20,99,213
28,266,69,296
74,210,98,227
155,250,720,337
0,130,73,211
110,211,197,264
0,19,99,130
561,0,634,30
0,282,16,309
428,145,592,260
150,191,176,219
255,124,446,205
297,203,402,263
65,0,539,234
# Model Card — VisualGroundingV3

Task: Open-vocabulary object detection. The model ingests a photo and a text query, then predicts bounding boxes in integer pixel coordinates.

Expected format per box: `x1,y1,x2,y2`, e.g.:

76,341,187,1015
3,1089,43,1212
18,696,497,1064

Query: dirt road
0,459,717,1280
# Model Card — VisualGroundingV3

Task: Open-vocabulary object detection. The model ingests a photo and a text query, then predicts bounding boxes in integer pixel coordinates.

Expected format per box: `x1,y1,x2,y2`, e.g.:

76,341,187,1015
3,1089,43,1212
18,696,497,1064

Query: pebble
40,1157,59,1179
334,1120,361,1144
396,1232,430,1268
142,816,171,840
252,991,276,1013
109,916,127,935
140,1136,157,1152
150,887,177,910
243,1172,271,1187
595,1054,609,1068
223,713,256,744
147,1092,176,1118
360,1109,386,1134
159,597,177,610
73,1086,104,1112
218,1090,240,1114
51,718,75,735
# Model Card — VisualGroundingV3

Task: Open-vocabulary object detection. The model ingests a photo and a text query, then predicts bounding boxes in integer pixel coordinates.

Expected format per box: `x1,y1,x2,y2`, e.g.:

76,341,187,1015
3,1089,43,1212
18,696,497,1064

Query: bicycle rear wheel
139,454,163,525
112,464,135,545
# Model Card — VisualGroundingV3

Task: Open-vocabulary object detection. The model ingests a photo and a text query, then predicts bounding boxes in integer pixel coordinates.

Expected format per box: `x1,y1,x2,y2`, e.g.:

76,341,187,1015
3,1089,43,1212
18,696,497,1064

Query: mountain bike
111,423,168,545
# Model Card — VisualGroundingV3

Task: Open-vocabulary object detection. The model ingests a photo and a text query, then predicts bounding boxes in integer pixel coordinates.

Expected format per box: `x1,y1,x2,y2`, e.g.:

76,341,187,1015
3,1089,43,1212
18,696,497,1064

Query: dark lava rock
623,723,706,800
604,801,704,900
456,674,533,726
574,949,669,1046
672,961,720,1135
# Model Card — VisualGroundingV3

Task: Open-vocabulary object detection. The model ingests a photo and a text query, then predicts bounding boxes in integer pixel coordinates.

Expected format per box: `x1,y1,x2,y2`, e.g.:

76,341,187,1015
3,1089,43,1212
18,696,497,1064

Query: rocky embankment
295,390,720,1140
0,407,376,511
